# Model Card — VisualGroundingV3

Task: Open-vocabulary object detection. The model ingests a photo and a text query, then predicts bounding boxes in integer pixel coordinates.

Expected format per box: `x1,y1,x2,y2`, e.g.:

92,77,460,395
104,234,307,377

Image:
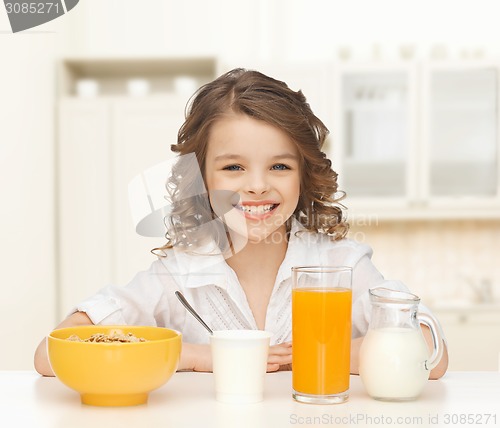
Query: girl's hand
178,343,213,372
34,311,94,376
179,341,293,373
267,342,292,372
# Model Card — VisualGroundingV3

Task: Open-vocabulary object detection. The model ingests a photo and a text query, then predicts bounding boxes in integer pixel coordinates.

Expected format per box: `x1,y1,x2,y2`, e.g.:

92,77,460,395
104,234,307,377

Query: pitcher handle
418,312,444,371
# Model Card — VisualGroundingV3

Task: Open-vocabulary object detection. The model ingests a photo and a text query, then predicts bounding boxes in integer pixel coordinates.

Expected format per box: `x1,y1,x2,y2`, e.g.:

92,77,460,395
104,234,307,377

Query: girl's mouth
233,203,279,217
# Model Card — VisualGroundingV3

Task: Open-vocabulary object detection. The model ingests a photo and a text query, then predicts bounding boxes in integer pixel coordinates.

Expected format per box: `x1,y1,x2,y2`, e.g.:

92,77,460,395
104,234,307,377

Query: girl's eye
271,164,290,171
223,165,243,171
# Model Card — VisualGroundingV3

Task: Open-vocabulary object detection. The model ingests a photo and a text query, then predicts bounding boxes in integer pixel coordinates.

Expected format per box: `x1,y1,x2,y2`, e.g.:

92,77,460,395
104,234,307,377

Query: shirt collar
160,217,321,290
275,218,321,285
160,241,230,290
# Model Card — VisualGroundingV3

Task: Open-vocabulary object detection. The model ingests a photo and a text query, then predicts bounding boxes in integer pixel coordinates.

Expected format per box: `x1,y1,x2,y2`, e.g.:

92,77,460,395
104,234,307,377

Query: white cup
210,330,272,404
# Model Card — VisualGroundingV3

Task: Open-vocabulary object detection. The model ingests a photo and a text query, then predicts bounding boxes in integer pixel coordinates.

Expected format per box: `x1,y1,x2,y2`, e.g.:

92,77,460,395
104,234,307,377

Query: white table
1,371,499,428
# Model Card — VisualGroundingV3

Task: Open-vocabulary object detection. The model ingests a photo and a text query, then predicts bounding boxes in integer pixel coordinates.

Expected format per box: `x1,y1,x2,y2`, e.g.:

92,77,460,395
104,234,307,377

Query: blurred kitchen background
1,0,499,371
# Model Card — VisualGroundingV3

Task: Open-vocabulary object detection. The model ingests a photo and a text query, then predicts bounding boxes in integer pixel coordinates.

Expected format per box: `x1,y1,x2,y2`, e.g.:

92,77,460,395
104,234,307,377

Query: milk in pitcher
359,287,444,401
359,327,430,400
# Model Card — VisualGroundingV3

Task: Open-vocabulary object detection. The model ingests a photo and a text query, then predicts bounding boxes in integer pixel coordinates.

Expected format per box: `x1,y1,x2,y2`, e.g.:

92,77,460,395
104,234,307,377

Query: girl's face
205,114,300,244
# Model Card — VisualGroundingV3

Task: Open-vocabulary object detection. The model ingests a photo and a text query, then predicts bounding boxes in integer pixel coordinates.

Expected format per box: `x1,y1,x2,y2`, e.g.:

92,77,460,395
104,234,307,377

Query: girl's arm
34,312,208,375
422,325,449,379
349,336,363,376
178,343,212,372
34,311,94,376
179,342,293,372
35,313,294,375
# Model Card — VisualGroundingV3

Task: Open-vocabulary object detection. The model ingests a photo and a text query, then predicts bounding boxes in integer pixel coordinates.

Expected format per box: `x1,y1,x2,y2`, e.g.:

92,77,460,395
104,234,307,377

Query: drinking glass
292,266,352,404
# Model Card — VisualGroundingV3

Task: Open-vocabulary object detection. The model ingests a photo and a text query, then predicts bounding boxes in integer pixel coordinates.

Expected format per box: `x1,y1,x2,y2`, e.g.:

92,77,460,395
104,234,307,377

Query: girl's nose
245,172,270,195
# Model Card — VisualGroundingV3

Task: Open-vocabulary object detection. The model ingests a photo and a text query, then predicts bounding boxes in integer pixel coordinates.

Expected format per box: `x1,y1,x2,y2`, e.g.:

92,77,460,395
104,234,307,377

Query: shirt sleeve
71,258,175,327
350,251,413,338
323,239,418,338
323,239,446,341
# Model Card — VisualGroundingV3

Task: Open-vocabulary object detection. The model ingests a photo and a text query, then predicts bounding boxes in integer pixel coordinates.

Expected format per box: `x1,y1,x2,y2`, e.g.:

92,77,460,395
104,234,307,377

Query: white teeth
235,204,276,214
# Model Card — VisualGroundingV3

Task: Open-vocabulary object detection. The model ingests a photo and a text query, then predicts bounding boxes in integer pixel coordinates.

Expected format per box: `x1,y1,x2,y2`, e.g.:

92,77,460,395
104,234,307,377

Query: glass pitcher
359,287,444,401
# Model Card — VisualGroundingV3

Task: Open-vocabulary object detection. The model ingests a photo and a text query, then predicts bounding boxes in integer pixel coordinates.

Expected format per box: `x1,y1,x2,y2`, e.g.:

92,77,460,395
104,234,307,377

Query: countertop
1,371,499,428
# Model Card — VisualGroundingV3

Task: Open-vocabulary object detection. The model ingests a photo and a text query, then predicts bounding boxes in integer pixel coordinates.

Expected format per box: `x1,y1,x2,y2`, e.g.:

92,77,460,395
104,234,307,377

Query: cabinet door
436,310,500,371
332,64,418,204
221,61,332,128
111,97,185,286
422,63,499,203
58,99,112,316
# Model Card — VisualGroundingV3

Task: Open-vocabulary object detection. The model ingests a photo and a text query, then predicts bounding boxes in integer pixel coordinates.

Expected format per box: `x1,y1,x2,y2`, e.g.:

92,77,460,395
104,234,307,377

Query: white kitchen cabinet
331,61,500,220
331,63,418,207
56,57,217,319
58,96,185,318
433,306,500,371
218,61,333,133
110,98,187,286
421,62,499,205
58,99,113,318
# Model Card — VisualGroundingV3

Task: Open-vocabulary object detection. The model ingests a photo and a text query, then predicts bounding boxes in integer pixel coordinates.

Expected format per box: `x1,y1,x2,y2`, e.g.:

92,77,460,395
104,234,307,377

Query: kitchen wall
1,0,500,370
61,0,500,61
349,220,500,306
0,15,65,369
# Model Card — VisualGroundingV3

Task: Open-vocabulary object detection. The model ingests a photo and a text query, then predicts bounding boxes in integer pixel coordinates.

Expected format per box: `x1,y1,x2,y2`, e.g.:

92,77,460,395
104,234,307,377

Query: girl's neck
224,227,289,273
224,227,289,330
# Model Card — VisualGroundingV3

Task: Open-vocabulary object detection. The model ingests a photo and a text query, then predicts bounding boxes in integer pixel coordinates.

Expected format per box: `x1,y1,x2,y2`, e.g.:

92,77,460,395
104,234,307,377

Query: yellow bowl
48,325,182,406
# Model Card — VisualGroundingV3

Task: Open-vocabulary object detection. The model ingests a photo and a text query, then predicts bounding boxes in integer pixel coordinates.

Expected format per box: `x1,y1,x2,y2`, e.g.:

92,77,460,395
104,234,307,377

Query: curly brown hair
156,68,348,254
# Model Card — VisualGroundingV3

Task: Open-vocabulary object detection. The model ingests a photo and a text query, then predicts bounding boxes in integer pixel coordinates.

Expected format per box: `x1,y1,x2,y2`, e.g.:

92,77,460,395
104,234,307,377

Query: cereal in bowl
67,332,147,343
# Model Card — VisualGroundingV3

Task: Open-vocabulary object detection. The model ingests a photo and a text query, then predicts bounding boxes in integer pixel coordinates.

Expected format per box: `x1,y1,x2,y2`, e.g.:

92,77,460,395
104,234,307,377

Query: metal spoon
175,291,213,335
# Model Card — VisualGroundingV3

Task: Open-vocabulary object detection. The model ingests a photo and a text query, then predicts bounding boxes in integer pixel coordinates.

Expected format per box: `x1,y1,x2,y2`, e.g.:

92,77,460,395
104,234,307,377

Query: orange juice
292,287,352,395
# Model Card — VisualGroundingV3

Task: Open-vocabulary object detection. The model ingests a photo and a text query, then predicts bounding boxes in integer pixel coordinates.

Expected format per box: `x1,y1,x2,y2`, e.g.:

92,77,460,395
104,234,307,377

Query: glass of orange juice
292,266,352,404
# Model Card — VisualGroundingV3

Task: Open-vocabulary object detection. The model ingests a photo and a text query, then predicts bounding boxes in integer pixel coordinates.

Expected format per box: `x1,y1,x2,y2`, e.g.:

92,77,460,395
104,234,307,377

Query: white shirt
74,219,421,345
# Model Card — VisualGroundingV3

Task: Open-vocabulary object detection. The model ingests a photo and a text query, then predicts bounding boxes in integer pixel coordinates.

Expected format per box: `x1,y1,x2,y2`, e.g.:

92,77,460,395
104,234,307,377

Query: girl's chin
218,210,289,245
227,224,288,245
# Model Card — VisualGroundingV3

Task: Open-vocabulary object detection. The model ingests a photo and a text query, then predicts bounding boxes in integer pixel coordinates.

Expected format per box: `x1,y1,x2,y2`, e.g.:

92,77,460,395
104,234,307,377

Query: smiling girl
35,68,448,377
